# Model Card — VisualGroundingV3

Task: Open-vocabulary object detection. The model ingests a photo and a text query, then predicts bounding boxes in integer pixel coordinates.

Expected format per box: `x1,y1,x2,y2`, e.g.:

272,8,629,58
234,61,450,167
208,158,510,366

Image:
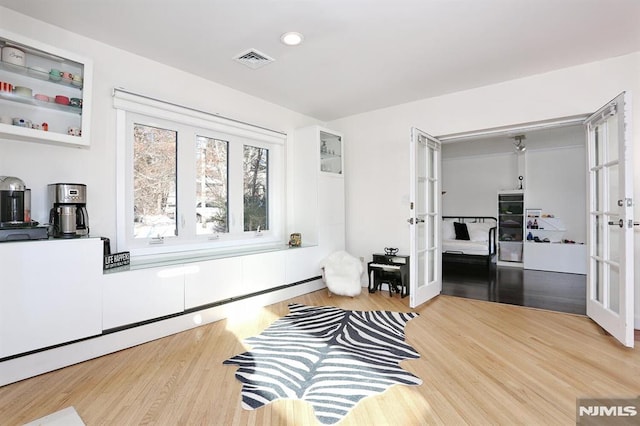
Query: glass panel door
585,92,634,347
409,127,442,308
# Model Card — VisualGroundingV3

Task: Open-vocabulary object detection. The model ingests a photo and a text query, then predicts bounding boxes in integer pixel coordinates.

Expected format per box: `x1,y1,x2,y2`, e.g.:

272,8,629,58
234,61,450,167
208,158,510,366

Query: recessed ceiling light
280,32,304,46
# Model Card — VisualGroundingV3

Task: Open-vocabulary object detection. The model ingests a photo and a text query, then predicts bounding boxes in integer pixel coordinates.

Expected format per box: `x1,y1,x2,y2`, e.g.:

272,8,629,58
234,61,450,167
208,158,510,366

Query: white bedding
443,239,489,256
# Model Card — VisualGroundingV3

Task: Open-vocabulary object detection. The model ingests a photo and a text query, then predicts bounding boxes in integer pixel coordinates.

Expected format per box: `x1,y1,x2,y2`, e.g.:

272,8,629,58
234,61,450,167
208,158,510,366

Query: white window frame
114,89,286,257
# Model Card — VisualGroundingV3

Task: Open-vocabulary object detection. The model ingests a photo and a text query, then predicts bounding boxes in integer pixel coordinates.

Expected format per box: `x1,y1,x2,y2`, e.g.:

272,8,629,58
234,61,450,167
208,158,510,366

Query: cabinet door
184,257,242,309
0,239,102,358
285,245,323,284
319,130,343,174
318,174,345,227
102,267,185,330
242,251,286,294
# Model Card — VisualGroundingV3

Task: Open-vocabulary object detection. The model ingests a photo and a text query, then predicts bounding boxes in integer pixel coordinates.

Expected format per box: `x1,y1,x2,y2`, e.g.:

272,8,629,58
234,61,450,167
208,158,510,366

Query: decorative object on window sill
288,232,301,247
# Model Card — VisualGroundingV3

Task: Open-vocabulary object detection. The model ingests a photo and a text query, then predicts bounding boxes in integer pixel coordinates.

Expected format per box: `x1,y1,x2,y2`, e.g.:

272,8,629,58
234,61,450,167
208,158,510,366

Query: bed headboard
442,216,497,224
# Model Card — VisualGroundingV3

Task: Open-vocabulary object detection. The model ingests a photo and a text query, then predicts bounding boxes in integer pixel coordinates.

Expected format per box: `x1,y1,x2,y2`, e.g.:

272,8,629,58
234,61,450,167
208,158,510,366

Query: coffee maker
48,183,89,238
0,176,48,241
0,176,27,225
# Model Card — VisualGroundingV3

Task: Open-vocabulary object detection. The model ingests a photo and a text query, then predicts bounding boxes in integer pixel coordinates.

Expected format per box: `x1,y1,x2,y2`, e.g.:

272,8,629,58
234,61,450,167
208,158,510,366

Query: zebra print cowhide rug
223,303,422,424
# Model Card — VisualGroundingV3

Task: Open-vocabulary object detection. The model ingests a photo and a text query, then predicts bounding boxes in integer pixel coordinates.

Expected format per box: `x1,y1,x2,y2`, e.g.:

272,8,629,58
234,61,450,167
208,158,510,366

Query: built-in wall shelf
0,28,92,148
526,216,566,243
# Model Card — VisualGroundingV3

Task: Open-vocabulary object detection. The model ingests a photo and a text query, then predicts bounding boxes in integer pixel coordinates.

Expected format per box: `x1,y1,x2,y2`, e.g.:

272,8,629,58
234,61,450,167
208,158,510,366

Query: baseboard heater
0,275,322,363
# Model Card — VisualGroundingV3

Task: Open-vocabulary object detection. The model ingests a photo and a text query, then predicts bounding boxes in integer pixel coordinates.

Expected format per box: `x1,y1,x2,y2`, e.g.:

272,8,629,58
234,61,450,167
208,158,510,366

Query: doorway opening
438,116,588,315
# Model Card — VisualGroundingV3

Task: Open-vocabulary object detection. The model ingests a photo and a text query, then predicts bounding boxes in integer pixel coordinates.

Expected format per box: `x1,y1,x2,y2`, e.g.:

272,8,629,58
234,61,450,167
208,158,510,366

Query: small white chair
320,251,363,297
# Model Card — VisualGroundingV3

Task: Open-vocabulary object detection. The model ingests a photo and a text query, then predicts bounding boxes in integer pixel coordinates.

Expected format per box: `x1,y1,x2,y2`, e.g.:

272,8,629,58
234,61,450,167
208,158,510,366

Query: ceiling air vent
233,49,275,69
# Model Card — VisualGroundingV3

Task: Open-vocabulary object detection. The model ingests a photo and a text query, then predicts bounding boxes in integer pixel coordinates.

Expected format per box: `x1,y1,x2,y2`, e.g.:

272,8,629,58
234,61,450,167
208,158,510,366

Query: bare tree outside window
243,145,268,231
133,124,177,238
196,136,228,234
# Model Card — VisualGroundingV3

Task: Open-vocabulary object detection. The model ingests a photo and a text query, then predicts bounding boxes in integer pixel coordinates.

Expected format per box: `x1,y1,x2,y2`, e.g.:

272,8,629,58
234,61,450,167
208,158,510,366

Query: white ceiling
442,123,585,159
1,0,639,121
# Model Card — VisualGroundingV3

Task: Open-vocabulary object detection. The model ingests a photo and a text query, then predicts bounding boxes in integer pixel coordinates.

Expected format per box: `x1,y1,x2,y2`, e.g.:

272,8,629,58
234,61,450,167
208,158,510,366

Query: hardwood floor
442,262,586,315
1,289,638,425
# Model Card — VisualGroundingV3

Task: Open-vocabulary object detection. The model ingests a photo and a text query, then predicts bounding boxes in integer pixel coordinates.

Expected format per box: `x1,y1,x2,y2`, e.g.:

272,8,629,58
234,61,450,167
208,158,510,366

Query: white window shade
113,88,286,145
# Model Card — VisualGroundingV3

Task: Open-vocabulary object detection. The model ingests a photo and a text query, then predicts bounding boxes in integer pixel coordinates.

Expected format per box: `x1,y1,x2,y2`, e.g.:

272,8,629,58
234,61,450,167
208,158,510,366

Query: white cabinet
242,251,286,294
184,257,242,309
102,266,185,330
292,125,345,250
0,238,102,358
184,252,284,311
285,245,323,284
184,247,326,310
524,242,587,274
0,29,92,147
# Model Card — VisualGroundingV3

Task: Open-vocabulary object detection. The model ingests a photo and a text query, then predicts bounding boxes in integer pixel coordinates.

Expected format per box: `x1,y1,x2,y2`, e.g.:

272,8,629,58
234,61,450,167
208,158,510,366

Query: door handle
607,219,624,228
407,218,425,225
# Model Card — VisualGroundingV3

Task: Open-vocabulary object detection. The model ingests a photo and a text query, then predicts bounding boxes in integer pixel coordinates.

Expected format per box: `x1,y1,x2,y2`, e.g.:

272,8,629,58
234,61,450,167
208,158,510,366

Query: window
196,136,228,235
133,124,177,239
243,145,268,231
115,89,285,256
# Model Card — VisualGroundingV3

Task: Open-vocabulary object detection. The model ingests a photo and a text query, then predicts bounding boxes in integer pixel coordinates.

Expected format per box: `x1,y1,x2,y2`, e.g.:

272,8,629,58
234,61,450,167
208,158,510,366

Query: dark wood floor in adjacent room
442,262,586,315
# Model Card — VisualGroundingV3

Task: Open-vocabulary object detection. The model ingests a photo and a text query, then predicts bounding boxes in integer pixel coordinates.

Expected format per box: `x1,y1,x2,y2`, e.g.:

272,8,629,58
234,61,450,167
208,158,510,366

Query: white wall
329,52,640,327
442,153,516,217
526,145,586,242
0,7,321,244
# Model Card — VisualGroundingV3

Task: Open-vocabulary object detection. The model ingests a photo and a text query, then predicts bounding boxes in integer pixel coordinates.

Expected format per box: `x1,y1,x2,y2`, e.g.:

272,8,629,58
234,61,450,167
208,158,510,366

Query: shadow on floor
442,262,586,315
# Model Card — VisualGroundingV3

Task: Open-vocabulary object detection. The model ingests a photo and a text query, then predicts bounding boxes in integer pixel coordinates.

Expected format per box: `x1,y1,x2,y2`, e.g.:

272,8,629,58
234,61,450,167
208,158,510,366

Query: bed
442,216,497,265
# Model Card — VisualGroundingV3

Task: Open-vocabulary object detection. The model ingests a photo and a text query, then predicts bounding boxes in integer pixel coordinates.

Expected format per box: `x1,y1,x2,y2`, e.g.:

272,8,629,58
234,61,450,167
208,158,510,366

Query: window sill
104,243,316,273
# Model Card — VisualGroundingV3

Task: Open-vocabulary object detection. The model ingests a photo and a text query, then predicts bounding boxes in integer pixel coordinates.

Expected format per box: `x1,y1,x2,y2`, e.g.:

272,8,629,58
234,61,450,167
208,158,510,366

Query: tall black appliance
48,183,89,238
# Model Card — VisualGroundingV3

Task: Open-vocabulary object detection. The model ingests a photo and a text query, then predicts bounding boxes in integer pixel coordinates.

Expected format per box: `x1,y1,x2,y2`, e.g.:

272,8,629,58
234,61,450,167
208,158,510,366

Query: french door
409,127,442,308
585,92,635,347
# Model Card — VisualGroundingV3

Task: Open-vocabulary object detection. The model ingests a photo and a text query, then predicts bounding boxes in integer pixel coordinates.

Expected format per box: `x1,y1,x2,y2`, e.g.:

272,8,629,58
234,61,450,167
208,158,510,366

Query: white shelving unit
497,190,525,267
0,29,92,148
523,214,586,274
526,217,566,242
